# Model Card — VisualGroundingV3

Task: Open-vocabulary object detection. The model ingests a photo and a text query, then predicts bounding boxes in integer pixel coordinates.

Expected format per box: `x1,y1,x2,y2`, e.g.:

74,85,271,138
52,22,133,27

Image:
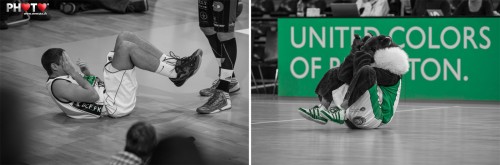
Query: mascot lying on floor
298,34,409,129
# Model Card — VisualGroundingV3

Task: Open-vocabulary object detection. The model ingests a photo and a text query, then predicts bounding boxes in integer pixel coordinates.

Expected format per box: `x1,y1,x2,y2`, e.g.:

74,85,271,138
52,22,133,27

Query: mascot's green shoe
298,105,328,125
320,106,345,124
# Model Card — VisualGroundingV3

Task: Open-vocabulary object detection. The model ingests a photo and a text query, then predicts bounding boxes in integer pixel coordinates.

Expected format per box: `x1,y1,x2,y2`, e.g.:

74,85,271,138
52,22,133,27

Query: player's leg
197,0,238,114
115,31,164,59
198,0,239,97
342,65,377,109
111,40,202,87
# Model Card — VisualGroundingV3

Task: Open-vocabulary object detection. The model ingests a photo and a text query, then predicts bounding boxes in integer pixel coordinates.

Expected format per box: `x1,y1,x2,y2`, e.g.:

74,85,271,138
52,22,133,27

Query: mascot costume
298,34,409,129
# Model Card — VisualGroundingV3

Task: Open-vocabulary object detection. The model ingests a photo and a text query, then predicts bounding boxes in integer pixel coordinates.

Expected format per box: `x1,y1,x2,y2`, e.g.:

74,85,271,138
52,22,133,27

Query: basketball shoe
297,105,328,125
196,89,231,114
320,106,345,124
168,49,203,87
199,78,240,97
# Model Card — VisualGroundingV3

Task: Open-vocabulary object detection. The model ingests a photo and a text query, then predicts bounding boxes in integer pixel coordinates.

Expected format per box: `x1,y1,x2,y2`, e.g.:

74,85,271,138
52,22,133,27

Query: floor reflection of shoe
297,105,328,125
199,78,240,97
168,49,203,87
196,89,231,114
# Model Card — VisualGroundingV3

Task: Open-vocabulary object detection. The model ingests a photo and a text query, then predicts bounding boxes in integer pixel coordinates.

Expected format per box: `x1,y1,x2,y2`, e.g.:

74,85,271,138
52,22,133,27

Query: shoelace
203,91,222,106
327,107,343,121
162,51,180,65
164,51,196,66
210,79,220,89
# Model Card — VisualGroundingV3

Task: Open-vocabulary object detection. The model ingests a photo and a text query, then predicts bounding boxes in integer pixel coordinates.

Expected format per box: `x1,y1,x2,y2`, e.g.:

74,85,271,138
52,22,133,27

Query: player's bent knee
200,27,216,36
217,32,235,41
117,31,135,42
116,41,136,55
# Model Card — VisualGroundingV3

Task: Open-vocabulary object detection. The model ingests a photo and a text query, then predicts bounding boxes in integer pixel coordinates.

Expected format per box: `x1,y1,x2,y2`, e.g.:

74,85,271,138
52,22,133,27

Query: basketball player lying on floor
298,34,409,129
41,31,202,119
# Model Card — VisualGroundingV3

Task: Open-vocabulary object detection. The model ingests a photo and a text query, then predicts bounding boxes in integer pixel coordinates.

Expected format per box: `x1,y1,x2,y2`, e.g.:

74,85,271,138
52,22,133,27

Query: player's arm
53,54,99,103
76,59,93,76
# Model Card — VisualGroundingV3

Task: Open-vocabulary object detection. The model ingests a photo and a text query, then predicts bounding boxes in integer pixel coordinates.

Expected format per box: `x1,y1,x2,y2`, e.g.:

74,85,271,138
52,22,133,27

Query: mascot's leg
315,67,345,108
297,67,346,125
343,65,377,109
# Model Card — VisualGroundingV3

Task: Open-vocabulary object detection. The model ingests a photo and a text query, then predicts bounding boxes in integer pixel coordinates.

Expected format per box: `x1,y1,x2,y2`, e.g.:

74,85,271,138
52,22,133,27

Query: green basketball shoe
320,106,345,124
297,105,328,125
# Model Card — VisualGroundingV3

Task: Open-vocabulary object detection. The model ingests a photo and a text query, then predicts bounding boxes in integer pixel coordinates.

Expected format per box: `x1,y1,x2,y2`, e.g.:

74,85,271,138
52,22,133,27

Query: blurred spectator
307,0,328,14
454,0,494,16
0,0,8,30
252,0,275,14
109,121,156,165
54,0,148,15
149,136,206,164
277,0,298,14
0,85,28,165
495,1,500,15
356,0,390,16
332,0,356,2
412,0,451,16
388,0,402,16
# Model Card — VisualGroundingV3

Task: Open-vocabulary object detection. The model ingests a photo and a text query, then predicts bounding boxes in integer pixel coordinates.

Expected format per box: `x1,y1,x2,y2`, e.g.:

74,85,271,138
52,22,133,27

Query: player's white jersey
46,75,106,119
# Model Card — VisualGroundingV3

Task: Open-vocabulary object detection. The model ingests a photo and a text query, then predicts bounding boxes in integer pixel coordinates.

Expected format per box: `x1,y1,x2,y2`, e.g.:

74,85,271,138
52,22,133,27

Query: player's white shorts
332,82,401,129
103,52,138,118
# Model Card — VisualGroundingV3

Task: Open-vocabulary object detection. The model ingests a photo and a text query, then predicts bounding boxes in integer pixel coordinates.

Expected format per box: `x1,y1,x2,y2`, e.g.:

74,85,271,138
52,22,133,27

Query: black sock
216,38,237,92
205,34,222,58
216,80,230,92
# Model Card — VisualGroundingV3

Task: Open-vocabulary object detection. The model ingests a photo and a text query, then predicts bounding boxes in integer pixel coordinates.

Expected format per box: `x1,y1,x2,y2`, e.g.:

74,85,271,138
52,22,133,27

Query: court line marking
251,101,442,107
252,106,453,125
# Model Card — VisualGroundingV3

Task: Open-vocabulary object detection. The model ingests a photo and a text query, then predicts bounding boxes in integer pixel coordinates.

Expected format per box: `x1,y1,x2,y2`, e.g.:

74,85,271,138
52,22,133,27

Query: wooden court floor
252,95,500,165
0,0,249,164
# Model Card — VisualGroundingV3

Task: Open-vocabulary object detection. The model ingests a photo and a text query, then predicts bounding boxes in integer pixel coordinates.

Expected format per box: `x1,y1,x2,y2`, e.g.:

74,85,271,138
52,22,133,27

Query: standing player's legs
197,0,239,114
198,0,240,97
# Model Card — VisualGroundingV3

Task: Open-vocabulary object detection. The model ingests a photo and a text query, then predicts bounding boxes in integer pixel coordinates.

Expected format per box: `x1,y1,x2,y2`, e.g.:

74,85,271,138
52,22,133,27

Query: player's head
125,121,157,161
41,48,65,76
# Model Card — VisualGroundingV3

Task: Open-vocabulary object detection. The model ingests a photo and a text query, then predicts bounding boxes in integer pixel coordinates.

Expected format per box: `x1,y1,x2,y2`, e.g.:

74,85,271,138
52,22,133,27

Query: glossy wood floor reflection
252,95,500,165
0,0,249,164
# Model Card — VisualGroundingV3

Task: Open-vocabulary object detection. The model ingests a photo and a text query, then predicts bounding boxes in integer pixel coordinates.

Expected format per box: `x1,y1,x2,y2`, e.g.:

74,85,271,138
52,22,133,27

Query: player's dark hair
41,48,64,75
125,121,157,161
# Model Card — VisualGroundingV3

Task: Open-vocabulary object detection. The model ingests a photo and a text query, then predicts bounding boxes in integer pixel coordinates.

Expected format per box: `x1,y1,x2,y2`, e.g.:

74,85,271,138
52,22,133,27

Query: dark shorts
198,0,237,32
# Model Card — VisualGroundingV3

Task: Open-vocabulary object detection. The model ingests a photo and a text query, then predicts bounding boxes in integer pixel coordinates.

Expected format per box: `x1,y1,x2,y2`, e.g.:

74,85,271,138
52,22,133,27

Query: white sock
220,68,233,81
216,58,224,66
155,54,177,78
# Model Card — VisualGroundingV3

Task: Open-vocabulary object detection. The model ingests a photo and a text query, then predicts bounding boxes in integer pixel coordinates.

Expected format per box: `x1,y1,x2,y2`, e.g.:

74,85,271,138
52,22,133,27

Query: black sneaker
126,0,149,13
196,89,231,114
168,49,203,87
60,2,77,15
199,78,240,97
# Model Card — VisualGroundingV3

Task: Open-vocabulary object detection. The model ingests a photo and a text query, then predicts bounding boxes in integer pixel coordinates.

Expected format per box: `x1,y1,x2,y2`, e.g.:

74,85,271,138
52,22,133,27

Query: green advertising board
278,18,500,101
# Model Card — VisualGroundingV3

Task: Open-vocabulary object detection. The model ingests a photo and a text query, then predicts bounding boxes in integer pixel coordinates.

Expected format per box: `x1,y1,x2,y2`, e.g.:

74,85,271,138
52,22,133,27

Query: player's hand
77,59,91,76
61,53,77,75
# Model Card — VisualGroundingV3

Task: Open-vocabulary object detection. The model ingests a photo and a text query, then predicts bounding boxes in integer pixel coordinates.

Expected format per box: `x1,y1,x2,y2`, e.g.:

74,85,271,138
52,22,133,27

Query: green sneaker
297,105,328,125
320,106,345,124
